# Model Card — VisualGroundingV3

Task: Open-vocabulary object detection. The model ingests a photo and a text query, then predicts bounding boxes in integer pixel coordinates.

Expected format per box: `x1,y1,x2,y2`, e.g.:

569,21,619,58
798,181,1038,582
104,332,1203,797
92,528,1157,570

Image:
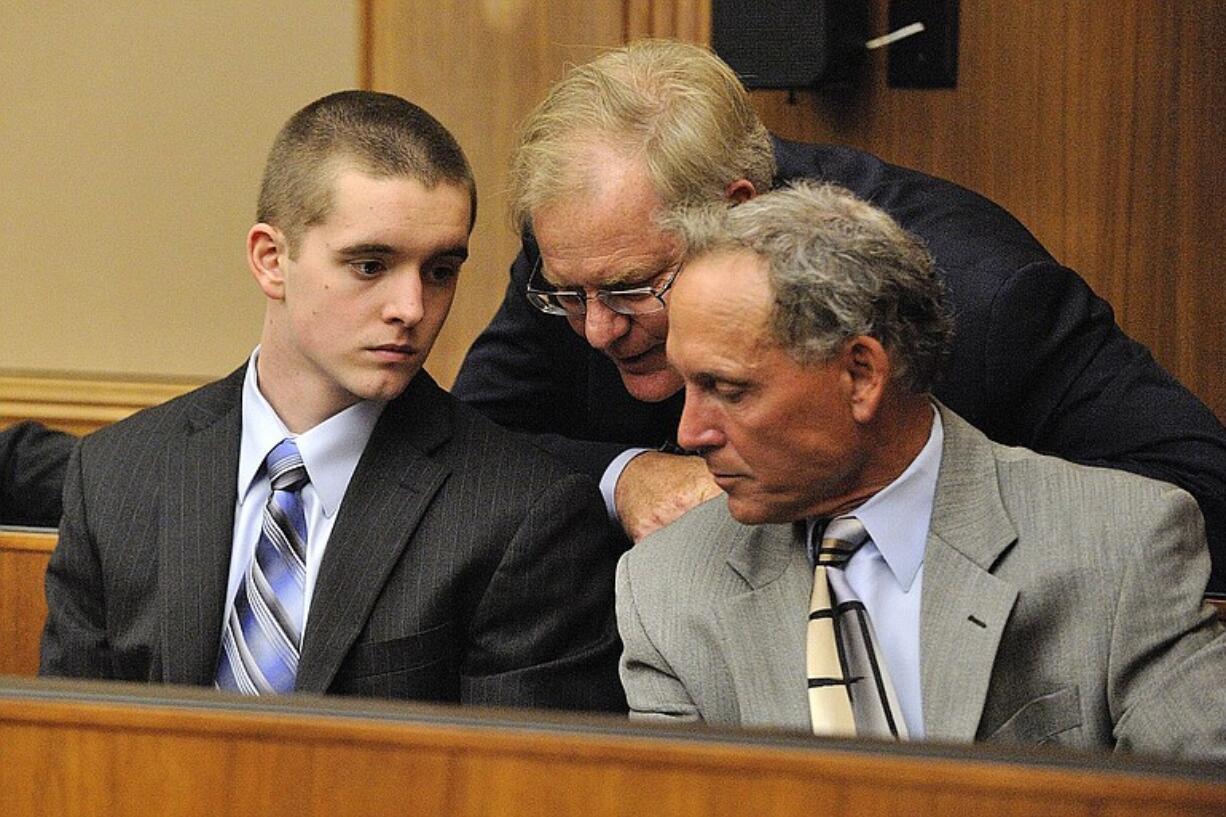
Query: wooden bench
4,527,1224,682
0,528,54,677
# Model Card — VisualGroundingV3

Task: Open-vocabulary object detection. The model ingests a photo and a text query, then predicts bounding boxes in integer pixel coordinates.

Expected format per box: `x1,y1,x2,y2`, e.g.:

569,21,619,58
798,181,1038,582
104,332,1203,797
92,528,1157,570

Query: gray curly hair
667,181,953,394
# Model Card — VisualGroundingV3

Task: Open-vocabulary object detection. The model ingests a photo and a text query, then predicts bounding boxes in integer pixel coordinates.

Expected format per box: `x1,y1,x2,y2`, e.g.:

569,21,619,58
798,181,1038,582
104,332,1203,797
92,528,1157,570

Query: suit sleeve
39,440,113,678
1107,486,1226,757
459,472,627,712
452,243,633,483
977,259,1226,592
0,421,76,527
615,552,702,722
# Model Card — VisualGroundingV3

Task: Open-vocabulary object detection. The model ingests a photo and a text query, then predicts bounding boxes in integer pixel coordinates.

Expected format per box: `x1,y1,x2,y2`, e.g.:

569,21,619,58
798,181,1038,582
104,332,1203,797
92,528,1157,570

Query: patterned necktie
216,439,309,694
806,516,907,739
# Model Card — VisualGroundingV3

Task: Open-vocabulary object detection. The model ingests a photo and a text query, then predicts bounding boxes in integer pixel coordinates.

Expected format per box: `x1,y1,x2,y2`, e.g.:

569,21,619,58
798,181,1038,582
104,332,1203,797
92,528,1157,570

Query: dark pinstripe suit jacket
40,366,626,713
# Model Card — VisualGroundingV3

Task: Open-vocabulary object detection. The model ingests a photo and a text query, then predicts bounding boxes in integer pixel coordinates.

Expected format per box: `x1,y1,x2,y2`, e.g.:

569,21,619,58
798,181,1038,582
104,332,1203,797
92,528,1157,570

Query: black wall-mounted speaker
711,0,868,89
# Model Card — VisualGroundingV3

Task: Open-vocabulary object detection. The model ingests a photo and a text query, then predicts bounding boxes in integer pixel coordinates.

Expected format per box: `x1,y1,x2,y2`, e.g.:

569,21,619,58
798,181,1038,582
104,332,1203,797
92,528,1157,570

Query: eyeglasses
526,256,681,317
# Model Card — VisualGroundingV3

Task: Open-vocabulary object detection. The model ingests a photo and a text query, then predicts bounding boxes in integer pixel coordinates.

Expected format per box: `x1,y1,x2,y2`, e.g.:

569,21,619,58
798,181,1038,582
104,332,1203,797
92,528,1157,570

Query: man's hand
615,451,723,543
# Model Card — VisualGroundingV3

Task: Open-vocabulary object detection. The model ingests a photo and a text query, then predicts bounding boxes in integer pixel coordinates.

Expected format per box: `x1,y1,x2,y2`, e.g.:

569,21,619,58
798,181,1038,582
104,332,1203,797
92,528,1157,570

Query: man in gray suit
41,91,625,712
616,181,1226,753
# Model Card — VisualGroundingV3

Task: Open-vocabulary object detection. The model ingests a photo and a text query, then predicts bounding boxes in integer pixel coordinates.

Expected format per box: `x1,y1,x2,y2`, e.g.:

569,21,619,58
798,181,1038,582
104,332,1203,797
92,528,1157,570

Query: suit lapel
920,406,1018,742
295,373,453,693
159,369,244,685
717,522,813,731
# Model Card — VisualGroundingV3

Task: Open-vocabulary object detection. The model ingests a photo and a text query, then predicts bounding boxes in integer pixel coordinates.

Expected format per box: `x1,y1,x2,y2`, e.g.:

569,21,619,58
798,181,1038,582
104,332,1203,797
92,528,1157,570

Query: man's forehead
675,250,770,307
537,251,673,290
534,221,677,289
531,147,673,287
671,255,773,351
316,171,471,252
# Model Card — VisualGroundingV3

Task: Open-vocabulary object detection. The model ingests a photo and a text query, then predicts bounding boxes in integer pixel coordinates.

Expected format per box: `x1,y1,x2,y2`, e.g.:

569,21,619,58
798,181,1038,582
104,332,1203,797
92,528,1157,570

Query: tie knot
266,438,308,492
813,515,868,568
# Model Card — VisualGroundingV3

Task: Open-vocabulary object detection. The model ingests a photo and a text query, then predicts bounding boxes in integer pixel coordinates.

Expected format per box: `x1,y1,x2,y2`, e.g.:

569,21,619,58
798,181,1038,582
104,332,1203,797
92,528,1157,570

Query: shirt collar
237,349,385,517
806,405,943,591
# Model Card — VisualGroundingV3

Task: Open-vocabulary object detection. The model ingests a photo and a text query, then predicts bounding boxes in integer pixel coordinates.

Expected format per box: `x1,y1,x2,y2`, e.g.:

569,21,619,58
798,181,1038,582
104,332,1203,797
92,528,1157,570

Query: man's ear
724,178,757,205
841,336,890,424
248,223,289,301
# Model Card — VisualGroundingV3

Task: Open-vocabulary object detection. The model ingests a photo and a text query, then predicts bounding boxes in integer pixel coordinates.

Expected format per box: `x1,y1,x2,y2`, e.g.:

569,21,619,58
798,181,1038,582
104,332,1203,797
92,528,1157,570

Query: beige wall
367,0,626,388
0,2,359,380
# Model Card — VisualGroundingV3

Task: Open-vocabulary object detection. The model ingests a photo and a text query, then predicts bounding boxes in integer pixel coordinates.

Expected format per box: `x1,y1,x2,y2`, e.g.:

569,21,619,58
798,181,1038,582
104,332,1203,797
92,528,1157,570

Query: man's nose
676,388,723,453
384,271,425,326
580,298,630,351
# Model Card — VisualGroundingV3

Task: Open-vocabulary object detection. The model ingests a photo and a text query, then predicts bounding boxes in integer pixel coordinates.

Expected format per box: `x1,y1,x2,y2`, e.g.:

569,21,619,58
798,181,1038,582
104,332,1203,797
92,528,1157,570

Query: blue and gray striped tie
216,438,308,694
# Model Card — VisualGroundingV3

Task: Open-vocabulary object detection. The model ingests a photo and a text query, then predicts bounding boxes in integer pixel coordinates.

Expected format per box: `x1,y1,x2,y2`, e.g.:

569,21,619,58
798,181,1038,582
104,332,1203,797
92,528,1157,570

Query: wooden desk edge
0,528,56,554
0,678,1222,802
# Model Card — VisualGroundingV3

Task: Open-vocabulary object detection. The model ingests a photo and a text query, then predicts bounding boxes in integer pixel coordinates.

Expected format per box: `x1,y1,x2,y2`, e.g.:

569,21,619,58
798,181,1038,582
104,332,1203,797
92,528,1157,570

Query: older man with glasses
526,258,682,320
453,40,1226,594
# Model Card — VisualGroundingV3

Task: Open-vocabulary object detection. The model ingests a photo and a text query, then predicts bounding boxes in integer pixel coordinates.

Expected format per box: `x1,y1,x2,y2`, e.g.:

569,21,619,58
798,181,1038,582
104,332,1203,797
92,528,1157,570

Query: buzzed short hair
257,90,475,254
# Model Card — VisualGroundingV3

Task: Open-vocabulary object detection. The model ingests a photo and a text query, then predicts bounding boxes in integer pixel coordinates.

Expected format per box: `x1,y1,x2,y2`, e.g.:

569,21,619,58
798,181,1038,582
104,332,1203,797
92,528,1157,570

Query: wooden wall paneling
0,530,55,677
625,0,710,42
364,0,625,388
358,0,375,90
1174,4,1226,416
630,1,1224,421
1060,4,1181,367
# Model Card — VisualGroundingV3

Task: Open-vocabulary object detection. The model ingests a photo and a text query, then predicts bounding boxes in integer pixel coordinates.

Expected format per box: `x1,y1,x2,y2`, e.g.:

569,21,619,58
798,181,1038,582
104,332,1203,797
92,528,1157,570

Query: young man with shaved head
41,91,625,712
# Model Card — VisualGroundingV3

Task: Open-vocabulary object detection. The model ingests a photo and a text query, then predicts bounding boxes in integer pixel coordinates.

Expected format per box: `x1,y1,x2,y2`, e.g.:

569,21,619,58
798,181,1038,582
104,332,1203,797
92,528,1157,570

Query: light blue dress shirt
600,447,650,520
224,350,384,635
806,406,943,739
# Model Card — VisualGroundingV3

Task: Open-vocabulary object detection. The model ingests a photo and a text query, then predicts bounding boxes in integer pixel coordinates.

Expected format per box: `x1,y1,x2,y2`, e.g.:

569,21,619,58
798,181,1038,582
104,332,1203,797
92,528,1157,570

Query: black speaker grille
711,0,830,88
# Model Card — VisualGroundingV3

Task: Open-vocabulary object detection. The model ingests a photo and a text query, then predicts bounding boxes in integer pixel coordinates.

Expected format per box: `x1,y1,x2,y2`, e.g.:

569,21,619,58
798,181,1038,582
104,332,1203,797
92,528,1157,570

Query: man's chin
724,495,759,525
356,366,421,403
617,366,684,403
724,488,810,526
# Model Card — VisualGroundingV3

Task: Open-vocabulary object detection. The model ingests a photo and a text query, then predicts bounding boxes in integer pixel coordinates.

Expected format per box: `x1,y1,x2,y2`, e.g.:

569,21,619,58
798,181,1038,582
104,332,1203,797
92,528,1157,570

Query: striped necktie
806,516,907,739
216,438,308,694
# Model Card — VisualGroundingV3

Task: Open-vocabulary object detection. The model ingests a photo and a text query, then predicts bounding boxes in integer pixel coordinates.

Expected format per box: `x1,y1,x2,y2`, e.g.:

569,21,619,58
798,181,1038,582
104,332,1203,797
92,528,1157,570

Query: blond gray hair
508,39,775,231
668,181,953,394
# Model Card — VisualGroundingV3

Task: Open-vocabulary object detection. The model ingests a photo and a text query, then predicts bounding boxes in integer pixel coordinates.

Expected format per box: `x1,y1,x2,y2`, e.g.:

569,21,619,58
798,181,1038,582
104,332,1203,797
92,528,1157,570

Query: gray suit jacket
617,405,1226,754
41,367,626,712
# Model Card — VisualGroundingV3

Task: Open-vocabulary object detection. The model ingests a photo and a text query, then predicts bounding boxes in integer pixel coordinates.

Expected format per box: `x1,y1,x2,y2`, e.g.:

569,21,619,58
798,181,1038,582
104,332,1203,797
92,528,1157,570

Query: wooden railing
0,372,200,436
0,678,1221,816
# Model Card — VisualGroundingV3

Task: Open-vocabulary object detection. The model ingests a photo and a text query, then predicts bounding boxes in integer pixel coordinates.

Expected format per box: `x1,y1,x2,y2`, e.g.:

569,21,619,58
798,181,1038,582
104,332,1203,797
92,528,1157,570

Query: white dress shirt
806,406,943,739
223,350,384,635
